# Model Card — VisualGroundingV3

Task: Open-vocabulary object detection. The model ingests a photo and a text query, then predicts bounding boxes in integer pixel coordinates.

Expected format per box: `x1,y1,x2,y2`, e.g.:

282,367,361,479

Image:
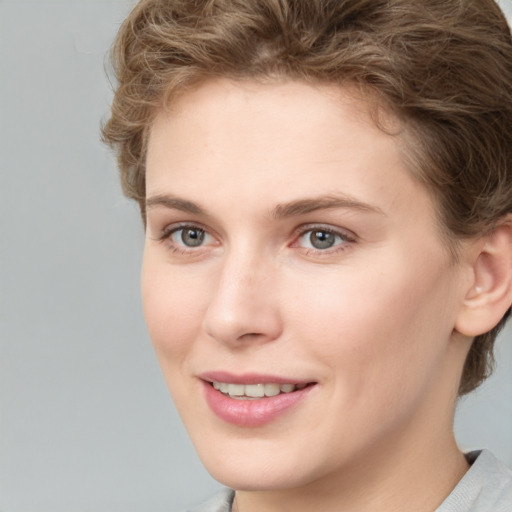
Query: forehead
149,80,398,176
146,78,436,230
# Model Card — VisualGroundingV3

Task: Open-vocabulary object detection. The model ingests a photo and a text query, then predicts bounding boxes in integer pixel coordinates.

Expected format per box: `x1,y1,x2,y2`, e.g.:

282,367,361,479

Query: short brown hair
102,0,512,395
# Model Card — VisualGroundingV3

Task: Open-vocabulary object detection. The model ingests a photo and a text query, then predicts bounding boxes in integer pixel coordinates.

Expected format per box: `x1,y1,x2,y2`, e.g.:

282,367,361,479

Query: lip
199,371,313,386
199,372,316,427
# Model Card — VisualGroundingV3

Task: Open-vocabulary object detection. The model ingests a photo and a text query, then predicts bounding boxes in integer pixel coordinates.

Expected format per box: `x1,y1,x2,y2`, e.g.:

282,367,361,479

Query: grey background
1,1,511,511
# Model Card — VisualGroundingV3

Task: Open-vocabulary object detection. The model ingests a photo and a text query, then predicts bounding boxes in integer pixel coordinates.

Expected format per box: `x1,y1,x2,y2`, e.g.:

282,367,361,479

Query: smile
202,378,317,426
212,381,308,399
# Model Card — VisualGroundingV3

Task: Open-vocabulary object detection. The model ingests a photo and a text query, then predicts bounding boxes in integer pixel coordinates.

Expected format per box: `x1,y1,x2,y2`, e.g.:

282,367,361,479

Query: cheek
141,255,208,365
287,255,458,399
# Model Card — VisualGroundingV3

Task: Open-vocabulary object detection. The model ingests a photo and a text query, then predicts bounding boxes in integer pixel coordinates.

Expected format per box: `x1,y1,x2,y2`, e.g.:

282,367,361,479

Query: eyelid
156,221,212,240
291,223,357,253
293,223,357,241
154,221,219,253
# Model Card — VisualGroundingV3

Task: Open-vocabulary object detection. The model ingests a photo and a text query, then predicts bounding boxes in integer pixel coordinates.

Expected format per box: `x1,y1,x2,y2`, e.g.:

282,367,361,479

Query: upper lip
199,371,314,385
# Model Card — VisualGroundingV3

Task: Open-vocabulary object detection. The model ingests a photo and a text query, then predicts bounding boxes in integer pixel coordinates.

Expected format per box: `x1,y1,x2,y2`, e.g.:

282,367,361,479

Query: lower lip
202,381,315,427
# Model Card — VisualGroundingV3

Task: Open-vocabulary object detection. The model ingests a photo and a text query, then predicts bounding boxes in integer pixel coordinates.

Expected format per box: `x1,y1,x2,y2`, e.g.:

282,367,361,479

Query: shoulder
436,450,512,512
179,488,235,512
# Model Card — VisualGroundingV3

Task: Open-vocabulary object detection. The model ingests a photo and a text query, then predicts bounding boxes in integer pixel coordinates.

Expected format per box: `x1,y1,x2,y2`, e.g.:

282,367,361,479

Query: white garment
435,450,512,512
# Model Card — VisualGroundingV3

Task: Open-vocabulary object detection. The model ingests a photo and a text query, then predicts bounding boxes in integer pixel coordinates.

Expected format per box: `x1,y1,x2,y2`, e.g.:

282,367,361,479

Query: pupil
182,228,205,247
310,230,334,249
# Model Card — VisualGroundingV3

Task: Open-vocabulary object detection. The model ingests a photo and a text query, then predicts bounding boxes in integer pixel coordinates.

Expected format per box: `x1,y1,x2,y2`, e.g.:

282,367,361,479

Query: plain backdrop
1,1,511,511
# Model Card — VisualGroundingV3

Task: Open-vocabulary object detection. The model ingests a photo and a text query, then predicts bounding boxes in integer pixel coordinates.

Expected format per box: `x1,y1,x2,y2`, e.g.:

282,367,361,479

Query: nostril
238,332,263,340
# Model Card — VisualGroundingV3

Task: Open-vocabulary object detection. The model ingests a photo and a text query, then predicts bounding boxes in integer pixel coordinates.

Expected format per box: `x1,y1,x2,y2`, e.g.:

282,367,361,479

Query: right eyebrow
145,194,207,215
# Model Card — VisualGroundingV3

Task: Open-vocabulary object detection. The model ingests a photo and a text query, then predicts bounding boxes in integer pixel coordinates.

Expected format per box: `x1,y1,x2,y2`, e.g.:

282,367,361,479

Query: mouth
210,381,310,400
200,374,317,426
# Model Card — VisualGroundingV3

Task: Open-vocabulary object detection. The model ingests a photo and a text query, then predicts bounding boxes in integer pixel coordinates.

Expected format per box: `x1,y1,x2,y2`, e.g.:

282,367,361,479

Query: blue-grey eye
309,230,336,249
176,227,206,247
298,228,347,250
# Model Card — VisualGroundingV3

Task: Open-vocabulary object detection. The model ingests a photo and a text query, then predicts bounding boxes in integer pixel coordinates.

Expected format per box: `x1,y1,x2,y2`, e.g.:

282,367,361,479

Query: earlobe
455,219,512,337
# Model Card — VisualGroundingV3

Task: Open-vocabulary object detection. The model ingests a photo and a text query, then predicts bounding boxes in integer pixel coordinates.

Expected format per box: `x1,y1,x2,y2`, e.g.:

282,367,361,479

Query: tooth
213,382,221,390
264,383,280,396
219,382,229,393
245,384,265,397
228,383,245,396
280,384,295,393
296,383,307,390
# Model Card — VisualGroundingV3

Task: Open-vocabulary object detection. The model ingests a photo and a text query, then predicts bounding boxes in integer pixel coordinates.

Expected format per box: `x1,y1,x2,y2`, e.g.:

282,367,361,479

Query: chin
190,432,326,492
205,461,313,492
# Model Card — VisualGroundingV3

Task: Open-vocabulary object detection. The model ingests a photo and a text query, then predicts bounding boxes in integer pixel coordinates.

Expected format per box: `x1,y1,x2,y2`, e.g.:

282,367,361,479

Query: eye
159,224,216,251
296,227,353,251
172,226,207,247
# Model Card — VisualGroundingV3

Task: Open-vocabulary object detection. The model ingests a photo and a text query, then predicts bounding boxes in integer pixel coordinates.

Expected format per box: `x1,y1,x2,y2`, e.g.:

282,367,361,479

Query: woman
102,1,512,511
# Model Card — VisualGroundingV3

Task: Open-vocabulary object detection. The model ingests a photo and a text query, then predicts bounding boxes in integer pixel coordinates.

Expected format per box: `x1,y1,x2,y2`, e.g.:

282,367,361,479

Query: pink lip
199,372,316,427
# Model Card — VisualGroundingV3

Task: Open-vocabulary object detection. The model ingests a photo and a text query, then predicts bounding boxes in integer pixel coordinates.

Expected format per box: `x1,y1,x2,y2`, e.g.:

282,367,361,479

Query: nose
202,250,283,347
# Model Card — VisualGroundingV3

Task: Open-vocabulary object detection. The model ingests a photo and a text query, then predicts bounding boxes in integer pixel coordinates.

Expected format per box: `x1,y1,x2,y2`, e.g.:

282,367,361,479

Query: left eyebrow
270,194,385,219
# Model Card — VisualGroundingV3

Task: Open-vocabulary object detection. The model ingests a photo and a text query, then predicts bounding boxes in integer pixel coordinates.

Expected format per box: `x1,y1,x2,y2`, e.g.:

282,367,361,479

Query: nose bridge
202,242,281,345
222,247,258,291
214,252,258,312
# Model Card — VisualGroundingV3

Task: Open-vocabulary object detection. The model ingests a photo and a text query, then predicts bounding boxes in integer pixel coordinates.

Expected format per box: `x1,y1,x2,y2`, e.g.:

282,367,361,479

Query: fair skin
141,78,508,512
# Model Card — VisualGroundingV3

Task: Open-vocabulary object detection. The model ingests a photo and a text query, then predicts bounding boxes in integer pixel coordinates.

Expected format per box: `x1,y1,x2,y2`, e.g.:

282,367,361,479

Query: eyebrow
145,193,384,218
270,195,385,219
146,194,207,215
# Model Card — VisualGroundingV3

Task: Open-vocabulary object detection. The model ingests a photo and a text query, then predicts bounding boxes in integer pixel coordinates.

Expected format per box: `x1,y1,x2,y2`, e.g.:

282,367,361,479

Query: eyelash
156,223,356,256
157,223,215,255
292,225,356,256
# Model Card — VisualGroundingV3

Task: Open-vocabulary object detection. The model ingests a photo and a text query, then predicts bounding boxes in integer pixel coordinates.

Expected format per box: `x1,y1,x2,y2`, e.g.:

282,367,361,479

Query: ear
455,218,512,337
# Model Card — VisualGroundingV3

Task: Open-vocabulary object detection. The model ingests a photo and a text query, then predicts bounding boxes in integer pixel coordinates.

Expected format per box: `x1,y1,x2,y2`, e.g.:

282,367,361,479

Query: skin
142,78,475,512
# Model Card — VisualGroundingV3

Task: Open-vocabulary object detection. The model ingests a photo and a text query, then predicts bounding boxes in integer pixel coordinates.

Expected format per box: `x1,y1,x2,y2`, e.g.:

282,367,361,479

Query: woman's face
142,79,471,491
